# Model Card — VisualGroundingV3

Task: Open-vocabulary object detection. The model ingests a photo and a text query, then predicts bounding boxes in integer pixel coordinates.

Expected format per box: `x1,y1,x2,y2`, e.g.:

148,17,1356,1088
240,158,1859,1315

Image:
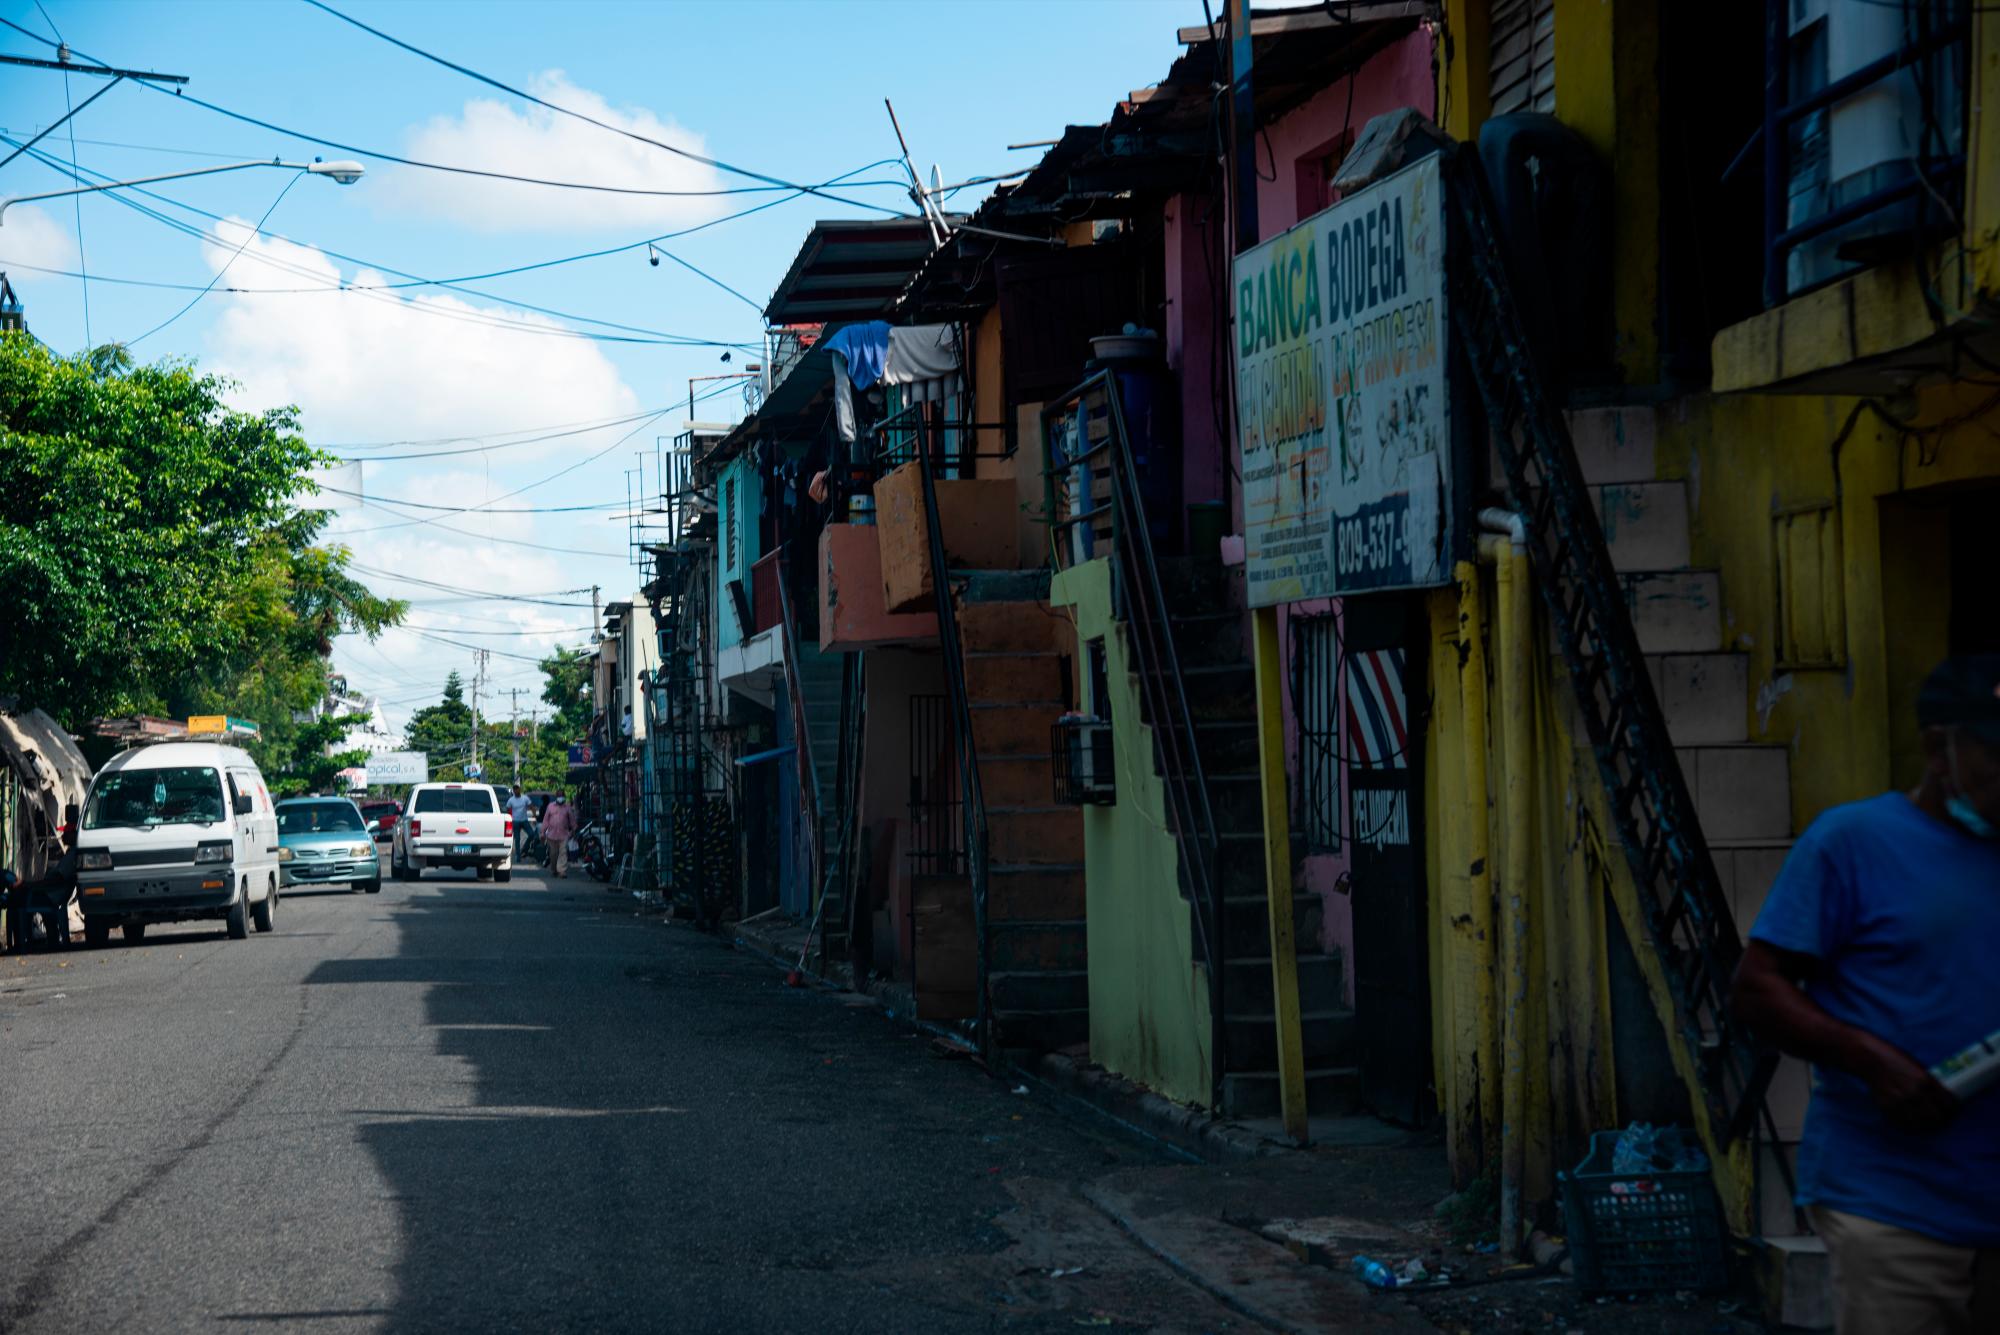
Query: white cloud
382,71,729,233
0,203,80,274
189,219,639,733
198,218,639,445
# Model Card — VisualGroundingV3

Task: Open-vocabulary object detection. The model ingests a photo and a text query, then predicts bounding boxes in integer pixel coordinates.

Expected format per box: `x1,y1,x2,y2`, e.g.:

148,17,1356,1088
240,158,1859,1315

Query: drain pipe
1452,559,1499,1182
1478,507,1532,1255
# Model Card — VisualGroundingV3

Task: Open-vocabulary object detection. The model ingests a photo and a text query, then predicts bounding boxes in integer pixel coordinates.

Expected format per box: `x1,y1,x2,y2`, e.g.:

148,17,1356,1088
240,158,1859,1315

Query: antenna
884,98,948,247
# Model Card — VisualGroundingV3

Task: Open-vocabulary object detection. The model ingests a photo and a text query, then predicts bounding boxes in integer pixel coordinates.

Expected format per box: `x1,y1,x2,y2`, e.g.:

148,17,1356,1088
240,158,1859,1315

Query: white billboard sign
1233,155,1453,606
365,751,428,785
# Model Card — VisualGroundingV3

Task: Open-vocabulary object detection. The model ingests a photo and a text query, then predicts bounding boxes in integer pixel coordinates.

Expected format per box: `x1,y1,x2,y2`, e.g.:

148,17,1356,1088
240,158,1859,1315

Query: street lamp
0,158,365,226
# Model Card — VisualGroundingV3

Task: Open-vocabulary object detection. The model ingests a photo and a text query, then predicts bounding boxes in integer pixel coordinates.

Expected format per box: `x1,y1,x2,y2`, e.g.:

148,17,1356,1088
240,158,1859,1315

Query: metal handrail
1042,370,1225,1108
909,406,993,1054
771,544,825,909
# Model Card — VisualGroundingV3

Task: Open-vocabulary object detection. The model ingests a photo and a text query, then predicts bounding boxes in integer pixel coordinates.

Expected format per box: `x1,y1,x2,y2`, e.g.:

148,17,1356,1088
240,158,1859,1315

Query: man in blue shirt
1734,655,2000,1333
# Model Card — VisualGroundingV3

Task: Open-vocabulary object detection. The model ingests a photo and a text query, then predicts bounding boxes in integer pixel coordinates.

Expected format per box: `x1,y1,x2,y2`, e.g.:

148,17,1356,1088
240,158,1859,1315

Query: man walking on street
539,792,575,880
506,784,534,860
1733,655,2000,1333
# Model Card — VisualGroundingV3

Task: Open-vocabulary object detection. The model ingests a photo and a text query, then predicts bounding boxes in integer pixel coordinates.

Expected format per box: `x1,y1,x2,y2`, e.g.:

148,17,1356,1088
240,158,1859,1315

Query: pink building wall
1161,27,1438,1002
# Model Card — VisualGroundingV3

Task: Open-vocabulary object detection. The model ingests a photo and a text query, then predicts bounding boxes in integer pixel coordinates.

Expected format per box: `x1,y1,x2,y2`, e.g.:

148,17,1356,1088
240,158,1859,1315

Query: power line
1,134,756,348
319,487,629,514
326,408,674,461
331,498,626,555
125,167,302,347
299,0,910,217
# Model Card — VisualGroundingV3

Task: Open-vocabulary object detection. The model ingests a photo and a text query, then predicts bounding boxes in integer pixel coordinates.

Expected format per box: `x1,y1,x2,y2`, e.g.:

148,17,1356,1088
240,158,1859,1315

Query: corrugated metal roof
762,219,959,325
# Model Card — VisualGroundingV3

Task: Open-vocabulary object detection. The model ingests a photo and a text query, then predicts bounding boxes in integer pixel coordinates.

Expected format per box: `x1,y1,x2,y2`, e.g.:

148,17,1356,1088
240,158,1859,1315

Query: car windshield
84,767,226,829
360,803,398,820
412,788,497,814
279,802,365,835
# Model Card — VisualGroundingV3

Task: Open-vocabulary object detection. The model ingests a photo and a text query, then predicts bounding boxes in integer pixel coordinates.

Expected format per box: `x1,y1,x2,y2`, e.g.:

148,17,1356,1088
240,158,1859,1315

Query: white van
73,742,282,945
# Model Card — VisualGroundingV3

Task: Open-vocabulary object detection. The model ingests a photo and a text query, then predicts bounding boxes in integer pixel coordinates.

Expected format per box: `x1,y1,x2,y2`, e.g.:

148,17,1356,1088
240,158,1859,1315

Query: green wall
1052,559,1213,1106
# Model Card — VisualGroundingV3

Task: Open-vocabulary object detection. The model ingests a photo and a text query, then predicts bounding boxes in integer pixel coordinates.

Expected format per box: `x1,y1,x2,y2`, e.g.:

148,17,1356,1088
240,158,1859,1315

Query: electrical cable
0,134,757,347
324,408,673,461
318,487,630,514
328,497,626,555
124,166,302,347
297,0,911,216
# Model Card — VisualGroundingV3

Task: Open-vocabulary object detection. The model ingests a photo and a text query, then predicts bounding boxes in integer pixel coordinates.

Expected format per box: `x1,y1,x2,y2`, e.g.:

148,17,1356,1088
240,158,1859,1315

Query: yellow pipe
1493,538,1534,1254
1453,561,1499,1165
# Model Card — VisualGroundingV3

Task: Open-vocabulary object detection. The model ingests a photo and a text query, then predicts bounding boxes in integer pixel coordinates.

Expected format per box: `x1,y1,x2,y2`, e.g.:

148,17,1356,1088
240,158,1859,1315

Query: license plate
452,844,473,854
142,880,168,895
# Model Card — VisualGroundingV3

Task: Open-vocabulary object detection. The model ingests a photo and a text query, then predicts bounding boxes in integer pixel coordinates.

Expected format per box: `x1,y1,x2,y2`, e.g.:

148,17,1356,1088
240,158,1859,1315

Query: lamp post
0,158,365,226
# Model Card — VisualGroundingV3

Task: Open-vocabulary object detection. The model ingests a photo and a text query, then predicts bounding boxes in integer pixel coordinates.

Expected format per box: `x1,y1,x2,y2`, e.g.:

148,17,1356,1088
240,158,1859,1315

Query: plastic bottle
1932,1027,2000,1100
1350,1256,1399,1290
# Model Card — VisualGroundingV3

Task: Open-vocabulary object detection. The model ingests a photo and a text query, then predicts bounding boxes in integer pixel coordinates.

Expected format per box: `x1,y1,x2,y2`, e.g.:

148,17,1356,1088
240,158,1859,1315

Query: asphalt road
0,861,1259,1334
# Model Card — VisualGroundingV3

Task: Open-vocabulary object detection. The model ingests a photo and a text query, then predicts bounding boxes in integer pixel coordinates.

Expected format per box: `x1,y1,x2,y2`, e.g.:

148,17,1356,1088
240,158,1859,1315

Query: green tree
538,646,594,739
0,334,404,729
270,711,371,799
406,674,475,780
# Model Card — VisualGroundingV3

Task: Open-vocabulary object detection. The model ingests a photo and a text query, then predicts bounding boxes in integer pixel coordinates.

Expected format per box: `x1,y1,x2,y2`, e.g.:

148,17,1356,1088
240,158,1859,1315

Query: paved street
0,863,1341,1334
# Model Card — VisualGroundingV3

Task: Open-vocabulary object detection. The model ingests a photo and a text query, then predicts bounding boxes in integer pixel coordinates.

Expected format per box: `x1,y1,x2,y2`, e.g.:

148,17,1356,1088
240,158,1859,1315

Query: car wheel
364,878,382,894
84,919,111,948
252,878,277,933
477,865,495,881
494,868,511,883
226,886,250,940
121,923,146,944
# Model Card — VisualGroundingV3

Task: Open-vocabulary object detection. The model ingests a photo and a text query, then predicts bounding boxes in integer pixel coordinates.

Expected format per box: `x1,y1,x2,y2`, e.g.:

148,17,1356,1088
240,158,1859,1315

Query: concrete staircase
946,595,1090,1051
1560,407,1811,1245
1149,559,1363,1119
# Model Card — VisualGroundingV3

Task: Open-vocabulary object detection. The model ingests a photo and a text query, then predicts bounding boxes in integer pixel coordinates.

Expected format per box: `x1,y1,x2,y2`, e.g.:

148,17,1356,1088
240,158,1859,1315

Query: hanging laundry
822,320,892,391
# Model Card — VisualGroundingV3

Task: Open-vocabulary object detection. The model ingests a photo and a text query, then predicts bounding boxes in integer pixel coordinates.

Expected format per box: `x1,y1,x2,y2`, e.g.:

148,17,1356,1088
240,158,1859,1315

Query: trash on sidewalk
1351,1255,1401,1289
1011,1083,1030,1095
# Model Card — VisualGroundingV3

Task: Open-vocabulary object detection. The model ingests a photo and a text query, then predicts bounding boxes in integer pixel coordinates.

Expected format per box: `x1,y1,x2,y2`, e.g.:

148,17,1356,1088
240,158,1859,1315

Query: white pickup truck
391,782,514,882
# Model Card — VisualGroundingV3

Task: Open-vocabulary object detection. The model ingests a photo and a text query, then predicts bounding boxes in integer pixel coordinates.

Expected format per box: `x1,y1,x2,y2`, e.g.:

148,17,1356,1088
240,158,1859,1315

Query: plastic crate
1560,1129,1729,1294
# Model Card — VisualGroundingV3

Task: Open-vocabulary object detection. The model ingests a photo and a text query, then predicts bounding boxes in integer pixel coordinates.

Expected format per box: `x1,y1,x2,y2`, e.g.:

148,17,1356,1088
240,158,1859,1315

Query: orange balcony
872,462,1019,613
818,522,938,652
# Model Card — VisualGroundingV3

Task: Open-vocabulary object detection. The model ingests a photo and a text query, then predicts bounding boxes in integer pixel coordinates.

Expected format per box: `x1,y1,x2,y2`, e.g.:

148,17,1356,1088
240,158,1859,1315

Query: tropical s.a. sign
1233,155,1453,605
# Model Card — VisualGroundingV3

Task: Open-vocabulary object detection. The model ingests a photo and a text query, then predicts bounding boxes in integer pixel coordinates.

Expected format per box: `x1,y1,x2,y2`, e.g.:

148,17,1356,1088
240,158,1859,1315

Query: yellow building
1425,0,2000,1307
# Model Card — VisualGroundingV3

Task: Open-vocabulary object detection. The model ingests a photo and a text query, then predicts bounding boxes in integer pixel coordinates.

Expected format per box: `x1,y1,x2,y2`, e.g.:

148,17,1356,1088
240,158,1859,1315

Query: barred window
1291,616,1341,854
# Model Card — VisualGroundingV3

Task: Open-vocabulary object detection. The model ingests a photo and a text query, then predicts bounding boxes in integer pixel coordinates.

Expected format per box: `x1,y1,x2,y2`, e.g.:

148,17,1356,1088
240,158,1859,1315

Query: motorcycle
574,821,613,882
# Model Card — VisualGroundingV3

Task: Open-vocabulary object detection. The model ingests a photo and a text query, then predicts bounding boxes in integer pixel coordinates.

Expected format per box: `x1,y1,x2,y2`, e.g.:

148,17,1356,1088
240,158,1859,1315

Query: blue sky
1,0,1207,733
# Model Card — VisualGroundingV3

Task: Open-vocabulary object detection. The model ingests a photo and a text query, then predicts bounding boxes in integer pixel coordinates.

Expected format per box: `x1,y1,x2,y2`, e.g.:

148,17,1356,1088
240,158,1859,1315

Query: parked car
358,797,403,843
72,741,282,945
277,796,381,895
392,782,513,882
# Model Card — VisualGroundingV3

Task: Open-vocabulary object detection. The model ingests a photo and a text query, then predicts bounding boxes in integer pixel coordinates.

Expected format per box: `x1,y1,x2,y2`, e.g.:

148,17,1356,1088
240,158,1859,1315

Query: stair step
1194,719,1262,771
1167,611,1246,668
991,920,1088,971
1650,651,1748,745
1224,1008,1357,1071
987,807,1086,864
956,599,1065,653
1710,839,1794,929
1223,953,1344,1012
990,968,1089,1013
1623,571,1723,653
1147,662,1255,722
1222,891,1324,948
989,864,1087,920
1677,744,1792,843
1565,405,1658,484
970,703,1064,756
994,1006,1090,1050
1595,481,1690,571
964,651,1064,702
1220,1067,1363,1119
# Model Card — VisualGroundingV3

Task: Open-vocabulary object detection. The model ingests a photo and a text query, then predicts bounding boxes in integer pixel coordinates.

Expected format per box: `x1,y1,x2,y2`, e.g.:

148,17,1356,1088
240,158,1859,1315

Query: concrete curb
722,916,1304,1167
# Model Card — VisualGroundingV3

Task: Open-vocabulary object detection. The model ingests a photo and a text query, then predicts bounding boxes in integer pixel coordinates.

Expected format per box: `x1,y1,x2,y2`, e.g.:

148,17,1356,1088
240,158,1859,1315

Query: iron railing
907,693,965,874
1762,0,1970,304
907,412,994,1053
820,650,868,967
1042,370,1225,1108
1443,142,1776,1147
772,544,825,912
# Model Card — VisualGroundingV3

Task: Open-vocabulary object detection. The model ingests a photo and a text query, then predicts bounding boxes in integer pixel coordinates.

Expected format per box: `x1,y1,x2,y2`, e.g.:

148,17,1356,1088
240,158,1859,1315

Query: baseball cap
1916,655,2000,744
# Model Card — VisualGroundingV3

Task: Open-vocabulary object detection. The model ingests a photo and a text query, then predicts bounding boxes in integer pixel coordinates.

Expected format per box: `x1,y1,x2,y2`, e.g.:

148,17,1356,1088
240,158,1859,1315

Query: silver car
276,797,382,894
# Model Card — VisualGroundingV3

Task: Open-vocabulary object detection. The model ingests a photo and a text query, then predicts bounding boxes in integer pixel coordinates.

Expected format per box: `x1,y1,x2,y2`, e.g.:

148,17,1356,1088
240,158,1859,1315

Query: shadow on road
311,880,1143,1331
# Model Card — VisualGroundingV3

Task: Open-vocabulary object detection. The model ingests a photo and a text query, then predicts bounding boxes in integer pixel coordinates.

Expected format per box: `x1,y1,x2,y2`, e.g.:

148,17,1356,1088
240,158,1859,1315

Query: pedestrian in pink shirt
538,794,576,879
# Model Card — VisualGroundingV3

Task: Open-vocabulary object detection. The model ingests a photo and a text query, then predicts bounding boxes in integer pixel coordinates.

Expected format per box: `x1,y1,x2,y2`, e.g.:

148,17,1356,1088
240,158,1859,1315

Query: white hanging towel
882,324,962,404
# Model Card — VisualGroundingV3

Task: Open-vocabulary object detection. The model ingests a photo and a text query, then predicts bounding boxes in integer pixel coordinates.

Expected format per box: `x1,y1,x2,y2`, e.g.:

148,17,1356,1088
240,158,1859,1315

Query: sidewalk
726,910,1766,1334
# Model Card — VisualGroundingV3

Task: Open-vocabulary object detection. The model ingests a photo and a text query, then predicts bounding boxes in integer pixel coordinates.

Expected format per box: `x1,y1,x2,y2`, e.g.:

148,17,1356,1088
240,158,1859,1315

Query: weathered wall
1053,558,1213,1106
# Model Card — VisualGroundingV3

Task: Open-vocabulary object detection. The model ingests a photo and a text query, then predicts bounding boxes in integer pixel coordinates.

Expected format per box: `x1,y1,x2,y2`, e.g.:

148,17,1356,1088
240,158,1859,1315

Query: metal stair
1442,143,1775,1145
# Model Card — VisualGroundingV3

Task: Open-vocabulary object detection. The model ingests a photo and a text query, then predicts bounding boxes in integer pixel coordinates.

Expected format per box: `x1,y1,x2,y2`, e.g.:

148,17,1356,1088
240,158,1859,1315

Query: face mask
1945,731,1998,839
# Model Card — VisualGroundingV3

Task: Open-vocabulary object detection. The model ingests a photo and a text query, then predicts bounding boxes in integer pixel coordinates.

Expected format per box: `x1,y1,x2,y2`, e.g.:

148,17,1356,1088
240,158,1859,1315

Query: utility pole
469,649,488,778
591,585,602,643
507,686,525,784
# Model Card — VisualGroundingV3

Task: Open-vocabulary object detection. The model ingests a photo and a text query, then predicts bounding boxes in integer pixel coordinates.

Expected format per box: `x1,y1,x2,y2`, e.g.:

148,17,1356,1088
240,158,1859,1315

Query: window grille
1291,616,1342,854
